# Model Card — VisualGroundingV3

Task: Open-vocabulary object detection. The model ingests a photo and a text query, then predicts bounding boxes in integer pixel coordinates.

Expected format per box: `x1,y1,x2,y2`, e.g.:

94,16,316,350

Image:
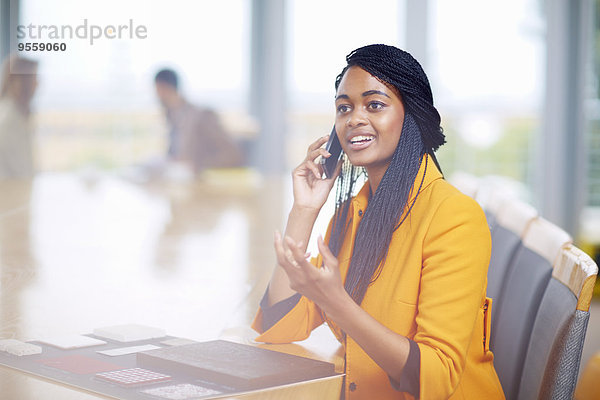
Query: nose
346,108,368,128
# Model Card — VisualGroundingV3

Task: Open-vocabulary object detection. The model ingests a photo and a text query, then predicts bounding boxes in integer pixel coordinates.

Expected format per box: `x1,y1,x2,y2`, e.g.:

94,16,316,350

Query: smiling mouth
349,135,374,145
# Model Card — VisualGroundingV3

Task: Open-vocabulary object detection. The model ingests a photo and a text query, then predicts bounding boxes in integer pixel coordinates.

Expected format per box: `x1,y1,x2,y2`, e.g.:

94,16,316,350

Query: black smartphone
321,126,343,179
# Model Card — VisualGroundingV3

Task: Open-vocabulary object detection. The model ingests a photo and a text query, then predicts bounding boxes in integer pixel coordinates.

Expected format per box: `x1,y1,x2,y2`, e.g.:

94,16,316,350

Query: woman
252,44,504,400
0,55,38,178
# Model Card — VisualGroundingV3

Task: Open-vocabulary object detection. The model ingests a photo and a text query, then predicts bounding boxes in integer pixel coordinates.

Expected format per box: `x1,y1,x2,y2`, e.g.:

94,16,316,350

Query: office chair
517,245,597,400
491,217,571,400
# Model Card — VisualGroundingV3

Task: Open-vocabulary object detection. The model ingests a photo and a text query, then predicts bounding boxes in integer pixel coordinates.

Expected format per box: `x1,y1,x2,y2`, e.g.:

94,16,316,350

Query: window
286,0,403,167
430,0,545,196
19,0,249,170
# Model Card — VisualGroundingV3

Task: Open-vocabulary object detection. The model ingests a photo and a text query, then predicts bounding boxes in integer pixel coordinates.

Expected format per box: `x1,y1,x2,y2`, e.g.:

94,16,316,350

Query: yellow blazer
253,154,505,400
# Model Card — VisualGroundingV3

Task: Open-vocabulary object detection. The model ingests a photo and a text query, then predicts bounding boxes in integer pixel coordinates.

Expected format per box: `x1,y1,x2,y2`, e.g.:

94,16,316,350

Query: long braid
328,161,364,257
329,44,445,305
343,114,425,303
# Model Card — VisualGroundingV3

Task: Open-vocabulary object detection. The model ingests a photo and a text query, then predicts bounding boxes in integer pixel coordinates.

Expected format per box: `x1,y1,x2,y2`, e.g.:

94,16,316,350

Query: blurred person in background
0,55,38,179
154,68,244,173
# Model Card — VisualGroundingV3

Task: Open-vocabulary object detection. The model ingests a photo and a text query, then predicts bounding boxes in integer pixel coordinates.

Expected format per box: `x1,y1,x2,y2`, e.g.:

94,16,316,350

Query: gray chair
487,199,538,325
491,217,571,400
517,245,598,400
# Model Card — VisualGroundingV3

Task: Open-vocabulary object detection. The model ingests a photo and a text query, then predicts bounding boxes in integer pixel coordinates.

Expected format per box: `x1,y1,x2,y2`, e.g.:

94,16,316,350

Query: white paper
0,339,23,352
142,383,222,399
160,338,198,347
0,339,42,356
35,335,107,349
93,324,166,342
97,344,160,356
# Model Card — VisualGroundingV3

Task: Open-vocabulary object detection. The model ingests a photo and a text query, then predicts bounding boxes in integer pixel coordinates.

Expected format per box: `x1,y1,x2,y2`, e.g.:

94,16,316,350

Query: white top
0,97,34,178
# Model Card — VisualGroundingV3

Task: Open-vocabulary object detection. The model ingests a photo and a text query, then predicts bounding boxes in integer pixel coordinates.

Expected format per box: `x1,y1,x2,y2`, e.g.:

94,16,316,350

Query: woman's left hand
275,233,412,386
274,232,350,315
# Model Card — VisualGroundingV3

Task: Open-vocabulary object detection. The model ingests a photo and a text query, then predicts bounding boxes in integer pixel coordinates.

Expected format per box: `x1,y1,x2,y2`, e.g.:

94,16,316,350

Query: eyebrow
362,90,391,98
335,90,391,101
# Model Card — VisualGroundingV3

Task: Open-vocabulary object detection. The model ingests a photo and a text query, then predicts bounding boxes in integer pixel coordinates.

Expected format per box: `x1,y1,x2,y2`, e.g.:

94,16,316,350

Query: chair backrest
475,176,528,232
476,186,509,232
487,199,538,307
517,245,598,400
448,171,480,199
491,217,572,400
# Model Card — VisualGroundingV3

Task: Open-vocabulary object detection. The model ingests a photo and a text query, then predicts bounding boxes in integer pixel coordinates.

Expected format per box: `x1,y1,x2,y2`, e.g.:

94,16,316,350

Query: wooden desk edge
0,360,344,400
0,362,118,400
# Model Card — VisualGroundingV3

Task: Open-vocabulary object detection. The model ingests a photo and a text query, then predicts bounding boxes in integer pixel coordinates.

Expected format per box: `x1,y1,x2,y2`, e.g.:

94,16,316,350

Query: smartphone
321,126,343,179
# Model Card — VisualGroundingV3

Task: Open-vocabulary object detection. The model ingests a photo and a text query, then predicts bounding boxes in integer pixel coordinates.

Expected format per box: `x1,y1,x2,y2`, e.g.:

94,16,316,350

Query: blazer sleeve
416,193,491,400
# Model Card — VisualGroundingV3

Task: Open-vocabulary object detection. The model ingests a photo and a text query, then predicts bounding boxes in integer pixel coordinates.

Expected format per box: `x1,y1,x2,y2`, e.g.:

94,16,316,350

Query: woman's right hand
267,135,341,306
291,135,342,212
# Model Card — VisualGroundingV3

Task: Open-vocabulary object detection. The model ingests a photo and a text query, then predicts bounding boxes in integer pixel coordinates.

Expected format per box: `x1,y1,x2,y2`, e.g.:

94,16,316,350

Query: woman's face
335,66,405,174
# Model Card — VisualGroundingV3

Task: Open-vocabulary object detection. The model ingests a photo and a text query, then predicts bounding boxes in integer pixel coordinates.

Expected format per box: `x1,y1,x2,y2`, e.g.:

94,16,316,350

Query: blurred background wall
0,0,598,255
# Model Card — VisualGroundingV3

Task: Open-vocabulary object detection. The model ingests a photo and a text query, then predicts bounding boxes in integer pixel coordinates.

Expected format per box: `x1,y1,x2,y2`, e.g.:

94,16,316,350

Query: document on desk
35,335,107,350
97,344,161,356
0,339,42,356
137,340,337,390
93,324,166,342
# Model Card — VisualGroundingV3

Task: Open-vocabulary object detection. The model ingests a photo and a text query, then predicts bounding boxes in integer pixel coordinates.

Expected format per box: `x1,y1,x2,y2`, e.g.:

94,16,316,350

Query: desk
0,172,344,399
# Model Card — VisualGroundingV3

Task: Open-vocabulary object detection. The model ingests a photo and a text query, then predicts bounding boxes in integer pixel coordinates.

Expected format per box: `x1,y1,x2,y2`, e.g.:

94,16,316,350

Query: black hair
154,68,179,89
328,44,445,305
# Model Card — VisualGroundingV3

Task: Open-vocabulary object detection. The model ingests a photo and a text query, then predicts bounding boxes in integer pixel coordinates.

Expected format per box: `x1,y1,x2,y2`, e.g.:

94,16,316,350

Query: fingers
297,136,340,182
317,235,339,272
307,147,331,162
276,234,343,306
306,148,331,179
274,232,318,296
274,232,310,271
285,236,315,270
305,159,323,180
294,147,330,179
307,135,330,154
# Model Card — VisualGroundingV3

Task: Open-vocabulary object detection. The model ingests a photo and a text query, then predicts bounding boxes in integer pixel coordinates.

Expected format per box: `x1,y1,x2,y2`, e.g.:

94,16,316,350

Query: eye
337,104,351,113
368,101,385,111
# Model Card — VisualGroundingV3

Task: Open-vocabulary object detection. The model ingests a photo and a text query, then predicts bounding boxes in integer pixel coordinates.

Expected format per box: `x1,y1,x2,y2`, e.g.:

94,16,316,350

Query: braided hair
328,44,445,305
